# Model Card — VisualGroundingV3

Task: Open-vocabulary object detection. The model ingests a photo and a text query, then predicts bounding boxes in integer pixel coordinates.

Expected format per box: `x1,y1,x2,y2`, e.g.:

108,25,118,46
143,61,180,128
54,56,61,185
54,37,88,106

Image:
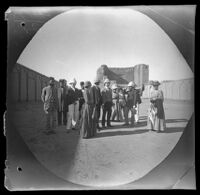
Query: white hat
112,84,118,90
128,81,135,87
69,78,76,84
104,78,110,84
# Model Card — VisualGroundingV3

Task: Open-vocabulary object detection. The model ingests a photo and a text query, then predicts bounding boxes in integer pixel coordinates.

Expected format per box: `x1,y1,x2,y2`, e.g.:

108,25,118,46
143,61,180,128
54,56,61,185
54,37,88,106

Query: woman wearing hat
80,81,94,138
147,80,166,132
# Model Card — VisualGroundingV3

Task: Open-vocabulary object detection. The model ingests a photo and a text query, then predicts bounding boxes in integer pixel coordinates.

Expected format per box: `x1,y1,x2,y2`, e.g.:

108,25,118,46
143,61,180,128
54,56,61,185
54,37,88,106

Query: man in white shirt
66,78,80,132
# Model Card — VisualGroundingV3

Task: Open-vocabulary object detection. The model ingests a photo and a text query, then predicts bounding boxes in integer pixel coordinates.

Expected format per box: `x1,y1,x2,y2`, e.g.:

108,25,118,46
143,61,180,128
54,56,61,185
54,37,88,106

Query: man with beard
41,77,58,134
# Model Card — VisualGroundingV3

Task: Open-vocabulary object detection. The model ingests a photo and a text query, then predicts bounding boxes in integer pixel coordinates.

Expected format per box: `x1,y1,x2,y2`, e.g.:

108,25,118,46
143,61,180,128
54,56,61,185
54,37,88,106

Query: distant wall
7,63,59,103
142,78,194,101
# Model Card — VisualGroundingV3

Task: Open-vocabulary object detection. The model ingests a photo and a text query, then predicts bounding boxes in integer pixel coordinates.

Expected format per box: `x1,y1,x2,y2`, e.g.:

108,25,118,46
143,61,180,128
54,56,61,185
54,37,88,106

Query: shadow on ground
165,119,188,123
95,129,149,138
162,127,184,134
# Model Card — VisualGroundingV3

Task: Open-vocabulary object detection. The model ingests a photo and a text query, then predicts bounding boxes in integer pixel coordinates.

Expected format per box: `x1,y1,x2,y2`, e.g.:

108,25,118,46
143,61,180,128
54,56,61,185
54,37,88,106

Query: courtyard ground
8,99,194,188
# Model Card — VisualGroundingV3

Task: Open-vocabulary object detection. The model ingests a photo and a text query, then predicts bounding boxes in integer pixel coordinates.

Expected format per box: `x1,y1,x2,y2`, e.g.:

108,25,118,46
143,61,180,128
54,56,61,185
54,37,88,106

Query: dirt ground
9,99,194,188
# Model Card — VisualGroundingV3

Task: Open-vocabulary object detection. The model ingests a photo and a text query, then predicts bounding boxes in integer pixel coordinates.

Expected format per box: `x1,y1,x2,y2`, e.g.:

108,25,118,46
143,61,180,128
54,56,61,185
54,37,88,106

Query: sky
17,7,194,86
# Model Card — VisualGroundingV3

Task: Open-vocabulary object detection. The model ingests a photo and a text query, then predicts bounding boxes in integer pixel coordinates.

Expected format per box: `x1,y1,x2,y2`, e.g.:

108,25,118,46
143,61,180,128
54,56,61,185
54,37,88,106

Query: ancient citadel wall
7,63,59,103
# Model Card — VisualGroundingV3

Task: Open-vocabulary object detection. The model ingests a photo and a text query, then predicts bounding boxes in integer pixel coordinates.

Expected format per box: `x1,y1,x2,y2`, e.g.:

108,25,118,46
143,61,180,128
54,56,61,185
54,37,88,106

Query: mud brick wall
142,78,194,101
7,63,59,103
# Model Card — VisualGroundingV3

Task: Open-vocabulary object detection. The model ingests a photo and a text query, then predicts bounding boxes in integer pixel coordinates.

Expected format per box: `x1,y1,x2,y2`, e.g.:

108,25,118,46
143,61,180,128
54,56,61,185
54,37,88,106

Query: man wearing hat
91,78,102,131
66,78,80,132
134,84,144,124
101,78,113,128
123,81,137,126
41,77,58,134
80,81,94,138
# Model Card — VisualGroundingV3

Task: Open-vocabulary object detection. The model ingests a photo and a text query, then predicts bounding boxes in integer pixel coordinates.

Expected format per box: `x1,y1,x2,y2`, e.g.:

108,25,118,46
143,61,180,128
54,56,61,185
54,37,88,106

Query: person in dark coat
79,81,85,112
77,81,85,130
101,78,113,128
91,78,102,131
134,85,142,124
80,81,94,139
57,79,68,126
123,81,137,126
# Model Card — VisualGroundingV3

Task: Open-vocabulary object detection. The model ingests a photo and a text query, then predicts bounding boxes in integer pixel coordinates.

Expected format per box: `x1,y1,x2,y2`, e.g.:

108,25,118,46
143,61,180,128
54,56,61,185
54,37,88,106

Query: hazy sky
18,7,194,85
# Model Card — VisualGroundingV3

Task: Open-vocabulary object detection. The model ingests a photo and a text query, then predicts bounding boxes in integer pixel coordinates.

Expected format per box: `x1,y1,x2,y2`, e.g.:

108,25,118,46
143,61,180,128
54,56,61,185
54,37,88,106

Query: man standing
63,79,69,126
77,81,85,130
66,78,80,132
123,81,137,126
101,79,113,128
57,79,68,126
111,84,120,122
134,84,143,124
41,77,58,134
79,81,85,116
91,79,102,131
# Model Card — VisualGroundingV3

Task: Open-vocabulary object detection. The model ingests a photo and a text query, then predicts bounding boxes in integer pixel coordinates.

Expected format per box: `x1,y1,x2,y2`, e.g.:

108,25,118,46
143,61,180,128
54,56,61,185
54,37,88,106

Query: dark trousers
102,102,112,126
96,104,101,127
57,111,67,126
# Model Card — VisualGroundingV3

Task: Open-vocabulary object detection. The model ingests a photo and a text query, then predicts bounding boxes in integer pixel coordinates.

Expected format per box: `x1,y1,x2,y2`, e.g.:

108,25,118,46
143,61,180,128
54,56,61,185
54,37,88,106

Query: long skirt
147,103,166,131
80,104,93,138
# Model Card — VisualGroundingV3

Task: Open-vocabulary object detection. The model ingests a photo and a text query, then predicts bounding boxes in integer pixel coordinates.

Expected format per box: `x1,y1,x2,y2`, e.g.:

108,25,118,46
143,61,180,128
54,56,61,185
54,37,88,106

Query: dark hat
80,81,84,86
49,77,55,81
94,78,100,84
84,81,91,87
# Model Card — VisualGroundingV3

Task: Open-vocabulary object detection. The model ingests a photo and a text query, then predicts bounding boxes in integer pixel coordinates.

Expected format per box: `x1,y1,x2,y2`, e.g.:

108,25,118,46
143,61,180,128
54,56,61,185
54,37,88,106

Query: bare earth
11,99,194,188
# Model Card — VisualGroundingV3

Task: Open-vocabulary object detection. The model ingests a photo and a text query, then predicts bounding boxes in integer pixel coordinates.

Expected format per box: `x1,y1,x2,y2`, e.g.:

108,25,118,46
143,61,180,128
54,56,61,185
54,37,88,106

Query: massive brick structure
96,64,149,87
7,63,59,103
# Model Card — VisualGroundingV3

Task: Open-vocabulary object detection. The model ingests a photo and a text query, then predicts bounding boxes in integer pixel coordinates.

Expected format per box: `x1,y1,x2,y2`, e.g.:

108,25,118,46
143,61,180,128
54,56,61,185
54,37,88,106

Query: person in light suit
41,77,58,134
66,78,80,132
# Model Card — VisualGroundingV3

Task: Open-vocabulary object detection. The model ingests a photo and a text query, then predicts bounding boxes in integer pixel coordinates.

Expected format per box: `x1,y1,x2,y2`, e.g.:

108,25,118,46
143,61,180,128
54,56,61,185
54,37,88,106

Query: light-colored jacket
41,85,58,111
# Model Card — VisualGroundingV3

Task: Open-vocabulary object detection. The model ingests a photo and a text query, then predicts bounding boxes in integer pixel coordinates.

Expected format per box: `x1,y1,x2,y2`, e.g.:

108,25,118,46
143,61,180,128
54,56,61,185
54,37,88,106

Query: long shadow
95,129,149,138
165,118,188,123
139,116,148,120
161,127,184,133
101,120,147,131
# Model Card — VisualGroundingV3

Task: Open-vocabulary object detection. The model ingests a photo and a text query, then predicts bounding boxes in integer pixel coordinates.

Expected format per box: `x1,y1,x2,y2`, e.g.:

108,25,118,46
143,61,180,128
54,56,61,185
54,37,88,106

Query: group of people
41,76,166,138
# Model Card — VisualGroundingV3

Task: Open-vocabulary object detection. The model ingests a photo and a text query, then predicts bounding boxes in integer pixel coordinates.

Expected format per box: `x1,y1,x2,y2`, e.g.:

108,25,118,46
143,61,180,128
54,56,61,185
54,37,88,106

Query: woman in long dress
80,81,94,138
147,81,166,132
